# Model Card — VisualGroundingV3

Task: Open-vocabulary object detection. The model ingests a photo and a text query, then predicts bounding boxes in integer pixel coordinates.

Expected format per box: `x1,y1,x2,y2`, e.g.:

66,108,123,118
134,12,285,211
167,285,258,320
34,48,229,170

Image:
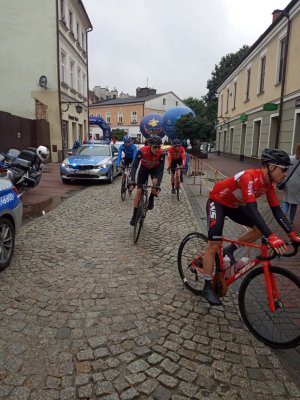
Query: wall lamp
61,101,85,114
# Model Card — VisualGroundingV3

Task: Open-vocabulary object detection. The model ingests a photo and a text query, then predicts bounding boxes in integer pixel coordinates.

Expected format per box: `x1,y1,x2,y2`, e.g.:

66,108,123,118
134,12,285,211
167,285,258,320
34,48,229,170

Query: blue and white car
0,177,22,271
60,142,120,183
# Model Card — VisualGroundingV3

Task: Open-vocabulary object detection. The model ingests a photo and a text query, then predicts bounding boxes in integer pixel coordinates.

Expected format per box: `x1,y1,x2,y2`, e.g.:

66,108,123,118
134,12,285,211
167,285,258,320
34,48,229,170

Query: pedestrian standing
282,143,300,226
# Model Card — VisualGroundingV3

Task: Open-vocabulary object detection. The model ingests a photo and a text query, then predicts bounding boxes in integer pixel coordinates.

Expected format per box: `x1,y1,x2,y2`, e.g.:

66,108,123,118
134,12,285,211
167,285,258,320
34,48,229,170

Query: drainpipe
86,26,93,140
56,0,64,162
275,11,291,148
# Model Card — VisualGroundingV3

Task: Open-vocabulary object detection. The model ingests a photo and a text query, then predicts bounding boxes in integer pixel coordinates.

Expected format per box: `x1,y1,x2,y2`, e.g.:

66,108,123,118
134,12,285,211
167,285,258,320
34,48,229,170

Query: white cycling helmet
37,145,49,162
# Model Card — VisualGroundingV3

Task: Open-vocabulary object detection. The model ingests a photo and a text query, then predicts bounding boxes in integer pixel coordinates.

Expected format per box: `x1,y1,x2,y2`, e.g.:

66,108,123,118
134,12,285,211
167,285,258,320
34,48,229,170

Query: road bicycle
133,183,159,243
178,232,300,349
170,166,184,201
120,165,131,201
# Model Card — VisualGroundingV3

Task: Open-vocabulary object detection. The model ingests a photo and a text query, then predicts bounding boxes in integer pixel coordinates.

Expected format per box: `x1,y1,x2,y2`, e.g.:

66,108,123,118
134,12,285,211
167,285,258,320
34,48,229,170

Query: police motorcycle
0,145,49,194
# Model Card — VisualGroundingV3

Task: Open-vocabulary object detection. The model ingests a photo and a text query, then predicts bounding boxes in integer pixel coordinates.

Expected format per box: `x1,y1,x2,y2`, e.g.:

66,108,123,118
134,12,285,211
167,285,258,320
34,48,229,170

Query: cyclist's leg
178,158,184,182
170,160,177,193
202,199,226,305
148,172,158,210
223,206,260,262
130,167,147,225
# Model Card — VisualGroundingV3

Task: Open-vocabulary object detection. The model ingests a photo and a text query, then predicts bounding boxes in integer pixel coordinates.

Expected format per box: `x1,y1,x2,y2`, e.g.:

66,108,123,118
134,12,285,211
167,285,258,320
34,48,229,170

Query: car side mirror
68,151,74,155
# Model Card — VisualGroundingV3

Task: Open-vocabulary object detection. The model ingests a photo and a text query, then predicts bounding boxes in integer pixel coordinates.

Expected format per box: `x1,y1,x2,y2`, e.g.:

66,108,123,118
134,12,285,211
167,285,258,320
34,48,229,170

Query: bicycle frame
217,238,280,312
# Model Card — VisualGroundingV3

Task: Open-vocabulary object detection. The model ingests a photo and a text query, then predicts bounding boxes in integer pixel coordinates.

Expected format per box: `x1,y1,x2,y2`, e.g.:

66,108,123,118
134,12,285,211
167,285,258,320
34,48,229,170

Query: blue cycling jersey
116,143,138,166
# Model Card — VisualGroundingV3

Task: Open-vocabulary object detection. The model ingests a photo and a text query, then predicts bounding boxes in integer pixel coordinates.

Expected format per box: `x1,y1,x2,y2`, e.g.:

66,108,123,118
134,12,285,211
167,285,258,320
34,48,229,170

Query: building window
82,32,85,50
96,113,101,117
232,81,237,109
77,67,81,93
245,67,251,101
278,36,286,84
106,113,111,123
118,112,123,123
176,101,178,106
60,0,65,19
163,98,166,105
226,88,229,114
60,51,66,83
259,55,266,94
76,22,80,43
69,10,73,33
70,61,74,88
131,111,137,123
82,73,86,97
219,93,223,116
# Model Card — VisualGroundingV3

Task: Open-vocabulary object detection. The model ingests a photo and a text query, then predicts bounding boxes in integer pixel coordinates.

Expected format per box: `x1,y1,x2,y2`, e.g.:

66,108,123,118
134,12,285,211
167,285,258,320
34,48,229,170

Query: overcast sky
82,0,289,100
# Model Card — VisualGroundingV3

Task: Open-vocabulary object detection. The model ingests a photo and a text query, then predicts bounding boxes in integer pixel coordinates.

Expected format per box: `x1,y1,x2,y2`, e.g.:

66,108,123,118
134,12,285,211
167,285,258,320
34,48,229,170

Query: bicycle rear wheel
239,266,300,349
178,232,209,295
133,199,145,243
121,175,127,201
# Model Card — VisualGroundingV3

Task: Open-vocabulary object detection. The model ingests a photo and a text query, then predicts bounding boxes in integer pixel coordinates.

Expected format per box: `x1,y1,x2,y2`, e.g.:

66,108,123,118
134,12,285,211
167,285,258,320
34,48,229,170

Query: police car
60,141,121,183
0,177,22,271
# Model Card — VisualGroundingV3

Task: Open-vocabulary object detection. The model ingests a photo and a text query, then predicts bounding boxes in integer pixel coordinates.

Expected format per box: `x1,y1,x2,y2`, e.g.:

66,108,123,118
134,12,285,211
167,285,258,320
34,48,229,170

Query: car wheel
108,167,114,183
62,178,71,184
0,217,15,271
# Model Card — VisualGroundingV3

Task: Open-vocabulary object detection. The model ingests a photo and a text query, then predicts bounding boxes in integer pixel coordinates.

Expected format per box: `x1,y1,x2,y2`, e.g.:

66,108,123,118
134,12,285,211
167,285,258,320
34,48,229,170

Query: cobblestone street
0,167,299,399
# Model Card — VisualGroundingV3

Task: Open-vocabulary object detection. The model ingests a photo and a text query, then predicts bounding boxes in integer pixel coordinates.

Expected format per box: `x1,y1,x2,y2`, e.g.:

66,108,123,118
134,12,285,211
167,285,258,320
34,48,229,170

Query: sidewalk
183,152,300,386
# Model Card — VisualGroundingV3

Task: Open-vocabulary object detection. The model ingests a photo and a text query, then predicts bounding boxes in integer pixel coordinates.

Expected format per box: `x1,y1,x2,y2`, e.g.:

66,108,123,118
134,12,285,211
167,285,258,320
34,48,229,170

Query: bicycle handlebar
257,241,299,260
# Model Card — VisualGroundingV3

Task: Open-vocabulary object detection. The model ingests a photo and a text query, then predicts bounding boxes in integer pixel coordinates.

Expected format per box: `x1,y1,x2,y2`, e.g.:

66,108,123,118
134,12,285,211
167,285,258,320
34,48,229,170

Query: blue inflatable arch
89,116,111,140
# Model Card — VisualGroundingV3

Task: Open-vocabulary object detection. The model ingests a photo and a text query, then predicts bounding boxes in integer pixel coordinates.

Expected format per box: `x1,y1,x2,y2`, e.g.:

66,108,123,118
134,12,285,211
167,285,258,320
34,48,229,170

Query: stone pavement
0,162,299,399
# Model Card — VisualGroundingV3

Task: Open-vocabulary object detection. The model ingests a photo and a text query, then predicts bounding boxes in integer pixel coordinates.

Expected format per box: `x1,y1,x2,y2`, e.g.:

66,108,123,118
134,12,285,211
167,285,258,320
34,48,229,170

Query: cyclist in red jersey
129,135,165,225
202,148,300,306
167,139,186,194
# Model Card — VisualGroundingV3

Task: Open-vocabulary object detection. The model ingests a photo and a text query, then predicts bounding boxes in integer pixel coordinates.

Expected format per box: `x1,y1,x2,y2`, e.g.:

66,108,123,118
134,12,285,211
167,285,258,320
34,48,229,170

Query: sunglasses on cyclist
174,145,180,148
279,167,289,172
152,145,161,149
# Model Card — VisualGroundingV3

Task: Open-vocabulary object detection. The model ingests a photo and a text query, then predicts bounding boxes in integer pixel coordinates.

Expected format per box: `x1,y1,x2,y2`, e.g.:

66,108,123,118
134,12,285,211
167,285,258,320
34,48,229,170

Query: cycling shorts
206,198,256,241
122,157,133,167
137,165,160,188
170,158,183,172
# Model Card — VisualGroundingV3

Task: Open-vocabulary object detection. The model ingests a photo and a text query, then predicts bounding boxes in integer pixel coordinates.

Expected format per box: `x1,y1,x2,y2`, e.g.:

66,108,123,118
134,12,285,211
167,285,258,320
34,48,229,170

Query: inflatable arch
89,116,111,140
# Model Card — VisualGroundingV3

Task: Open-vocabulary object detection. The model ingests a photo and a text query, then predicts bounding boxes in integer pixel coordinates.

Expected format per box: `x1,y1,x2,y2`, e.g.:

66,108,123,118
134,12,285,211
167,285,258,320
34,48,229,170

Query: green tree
111,128,126,141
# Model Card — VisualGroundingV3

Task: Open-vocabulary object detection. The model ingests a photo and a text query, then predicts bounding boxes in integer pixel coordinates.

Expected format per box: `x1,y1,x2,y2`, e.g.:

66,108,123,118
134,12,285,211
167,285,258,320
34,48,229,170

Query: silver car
60,142,120,183
0,177,23,271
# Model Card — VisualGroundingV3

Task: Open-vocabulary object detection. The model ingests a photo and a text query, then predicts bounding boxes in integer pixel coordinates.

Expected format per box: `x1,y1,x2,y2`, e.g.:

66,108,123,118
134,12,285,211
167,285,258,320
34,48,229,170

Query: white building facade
0,0,92,162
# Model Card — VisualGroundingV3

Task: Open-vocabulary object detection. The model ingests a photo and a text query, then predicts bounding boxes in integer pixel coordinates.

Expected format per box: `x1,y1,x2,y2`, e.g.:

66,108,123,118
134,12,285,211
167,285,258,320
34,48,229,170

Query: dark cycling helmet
148,135,162,145
261,148,291,167
172,139,181,146
123,135,132,144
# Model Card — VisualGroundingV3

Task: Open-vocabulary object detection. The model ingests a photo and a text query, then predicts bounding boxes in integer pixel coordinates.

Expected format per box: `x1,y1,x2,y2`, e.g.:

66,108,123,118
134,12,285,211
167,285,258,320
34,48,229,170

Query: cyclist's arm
167,148,172,169
131,144,138,161
155,152,166,186
181,147,186,167
130,149,142,182
116,145,124,166
237,173,272,237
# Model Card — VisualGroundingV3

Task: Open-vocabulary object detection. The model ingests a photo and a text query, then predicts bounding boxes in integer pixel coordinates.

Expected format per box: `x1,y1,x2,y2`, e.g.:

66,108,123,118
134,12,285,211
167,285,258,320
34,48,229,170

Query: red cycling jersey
139,146,164,169
210,169,280,208
167,146,186,168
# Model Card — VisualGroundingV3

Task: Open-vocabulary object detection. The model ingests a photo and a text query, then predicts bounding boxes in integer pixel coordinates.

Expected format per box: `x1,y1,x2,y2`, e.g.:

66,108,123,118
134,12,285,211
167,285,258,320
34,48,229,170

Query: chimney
272,9,283,23
136,87,157,98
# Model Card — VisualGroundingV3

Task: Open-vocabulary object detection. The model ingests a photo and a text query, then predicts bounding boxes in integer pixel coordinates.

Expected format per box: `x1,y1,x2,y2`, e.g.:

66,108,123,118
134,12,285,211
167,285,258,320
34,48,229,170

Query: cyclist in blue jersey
116,135,138,168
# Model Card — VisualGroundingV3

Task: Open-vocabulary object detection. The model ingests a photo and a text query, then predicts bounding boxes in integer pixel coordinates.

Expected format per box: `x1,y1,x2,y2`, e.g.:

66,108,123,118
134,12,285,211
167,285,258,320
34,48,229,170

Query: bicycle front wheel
121,175,127,201
239,266,300,349
178,232,209,295
133,199,145,243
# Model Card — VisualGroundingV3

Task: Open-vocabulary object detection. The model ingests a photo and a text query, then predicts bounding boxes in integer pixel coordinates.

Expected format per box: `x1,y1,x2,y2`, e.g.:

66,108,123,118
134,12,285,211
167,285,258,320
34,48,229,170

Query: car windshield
75,146,111,157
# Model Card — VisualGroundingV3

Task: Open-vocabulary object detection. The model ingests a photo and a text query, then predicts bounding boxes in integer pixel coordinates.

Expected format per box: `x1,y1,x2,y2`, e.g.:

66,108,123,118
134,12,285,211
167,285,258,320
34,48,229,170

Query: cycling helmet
261,148,291,167
123,135,133,144
37,145,50,162
172,139,181,146
148,135,162,146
